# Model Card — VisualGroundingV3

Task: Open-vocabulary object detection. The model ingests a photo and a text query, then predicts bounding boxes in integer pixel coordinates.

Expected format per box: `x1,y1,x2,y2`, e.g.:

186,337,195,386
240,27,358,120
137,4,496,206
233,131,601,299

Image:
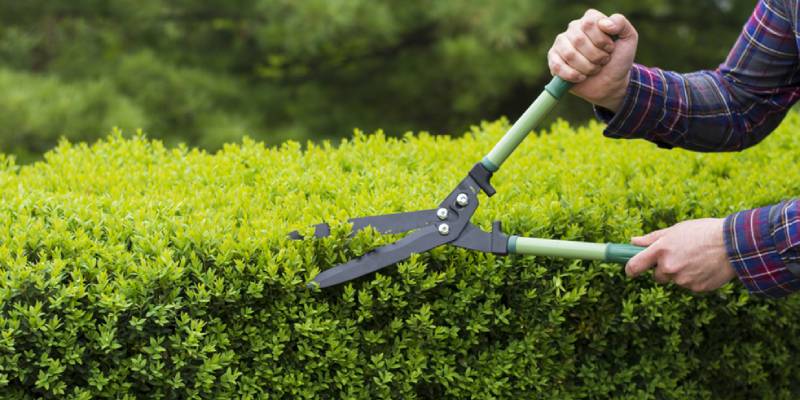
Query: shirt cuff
593,64,674,149
723,202,800,298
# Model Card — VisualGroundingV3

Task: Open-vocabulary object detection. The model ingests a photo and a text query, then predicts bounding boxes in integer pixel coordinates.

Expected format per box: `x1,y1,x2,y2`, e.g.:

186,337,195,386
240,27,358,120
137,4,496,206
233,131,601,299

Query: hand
625,218,737,293
547,9,638,112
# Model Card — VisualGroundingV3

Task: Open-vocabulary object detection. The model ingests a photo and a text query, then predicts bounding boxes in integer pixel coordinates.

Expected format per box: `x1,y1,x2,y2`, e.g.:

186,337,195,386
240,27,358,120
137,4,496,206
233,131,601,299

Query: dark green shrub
0,68,145,159
1,116,800,398
0,0,757,157
111,51,257,150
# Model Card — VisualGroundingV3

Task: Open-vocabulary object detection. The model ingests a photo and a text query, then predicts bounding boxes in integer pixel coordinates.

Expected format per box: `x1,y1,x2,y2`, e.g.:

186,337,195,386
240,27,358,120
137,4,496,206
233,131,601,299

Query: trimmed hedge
2,116,800,399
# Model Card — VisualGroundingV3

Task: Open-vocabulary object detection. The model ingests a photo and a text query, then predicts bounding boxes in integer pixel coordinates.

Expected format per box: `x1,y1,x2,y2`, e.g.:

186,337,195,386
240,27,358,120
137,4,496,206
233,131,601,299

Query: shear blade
288,223,330,239
289,209,438,239
349,209,438,235
309,224,451,288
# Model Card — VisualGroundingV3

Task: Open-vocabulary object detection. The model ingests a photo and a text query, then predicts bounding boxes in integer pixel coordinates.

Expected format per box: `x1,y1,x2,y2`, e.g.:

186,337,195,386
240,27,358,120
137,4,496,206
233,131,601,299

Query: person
549,1,800,297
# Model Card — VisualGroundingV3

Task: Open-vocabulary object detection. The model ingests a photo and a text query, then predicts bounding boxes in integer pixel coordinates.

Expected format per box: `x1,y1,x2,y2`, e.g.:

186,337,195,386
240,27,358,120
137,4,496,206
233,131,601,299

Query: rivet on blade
456,193,469,207
436,208,448,220
438,223,450,235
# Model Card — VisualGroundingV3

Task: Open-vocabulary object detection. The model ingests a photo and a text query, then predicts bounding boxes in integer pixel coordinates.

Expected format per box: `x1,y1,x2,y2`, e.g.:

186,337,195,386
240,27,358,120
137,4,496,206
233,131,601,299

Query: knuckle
662,263,680,275
589,53,607,63
563,50,576,62
567,70,580,80
571,34,586,47
568,20,579,30
580,18,595,31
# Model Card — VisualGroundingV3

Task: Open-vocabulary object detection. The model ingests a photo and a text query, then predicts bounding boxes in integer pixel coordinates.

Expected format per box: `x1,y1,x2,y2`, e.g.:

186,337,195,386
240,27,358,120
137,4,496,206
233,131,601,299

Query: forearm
725,200,800,297
596,64,796,152
596,0,800,152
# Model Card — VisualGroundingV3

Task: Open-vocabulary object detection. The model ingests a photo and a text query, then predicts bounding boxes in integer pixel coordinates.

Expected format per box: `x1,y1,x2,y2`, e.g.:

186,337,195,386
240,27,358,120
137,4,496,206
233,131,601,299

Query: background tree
0,0,754,161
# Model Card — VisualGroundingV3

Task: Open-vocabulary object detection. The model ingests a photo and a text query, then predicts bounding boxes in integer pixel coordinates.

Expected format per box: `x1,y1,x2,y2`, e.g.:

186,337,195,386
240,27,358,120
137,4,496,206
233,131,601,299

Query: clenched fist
548,9,638,112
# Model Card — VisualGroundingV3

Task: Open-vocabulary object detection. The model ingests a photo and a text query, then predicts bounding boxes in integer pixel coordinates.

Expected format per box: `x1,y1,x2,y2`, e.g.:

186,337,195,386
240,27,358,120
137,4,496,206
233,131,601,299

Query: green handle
605,243,645,263
481,77,566,172
507,236,645,264
480,34,617,172
544,76,573,100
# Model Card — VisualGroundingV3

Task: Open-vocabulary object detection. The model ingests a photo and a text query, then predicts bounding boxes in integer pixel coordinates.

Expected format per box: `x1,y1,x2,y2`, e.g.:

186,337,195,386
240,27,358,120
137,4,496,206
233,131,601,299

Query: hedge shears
291,76,645,288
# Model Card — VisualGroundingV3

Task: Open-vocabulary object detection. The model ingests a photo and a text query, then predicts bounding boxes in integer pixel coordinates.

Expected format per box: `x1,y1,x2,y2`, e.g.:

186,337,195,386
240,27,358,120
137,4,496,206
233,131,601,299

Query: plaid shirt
595,0,800,297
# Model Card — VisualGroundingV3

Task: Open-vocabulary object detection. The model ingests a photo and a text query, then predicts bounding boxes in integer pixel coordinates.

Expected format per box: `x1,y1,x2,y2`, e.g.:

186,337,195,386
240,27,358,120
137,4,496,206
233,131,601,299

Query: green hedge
2,116,800,399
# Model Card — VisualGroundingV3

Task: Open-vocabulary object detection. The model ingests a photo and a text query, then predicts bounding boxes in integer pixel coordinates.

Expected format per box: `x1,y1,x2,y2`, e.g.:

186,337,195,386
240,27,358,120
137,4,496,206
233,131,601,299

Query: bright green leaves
1,117,800,397
34,353,66,395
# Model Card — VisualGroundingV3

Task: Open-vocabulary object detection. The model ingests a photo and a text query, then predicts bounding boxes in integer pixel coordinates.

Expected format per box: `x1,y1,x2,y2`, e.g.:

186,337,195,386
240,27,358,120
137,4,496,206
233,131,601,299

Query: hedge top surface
1,116,800,398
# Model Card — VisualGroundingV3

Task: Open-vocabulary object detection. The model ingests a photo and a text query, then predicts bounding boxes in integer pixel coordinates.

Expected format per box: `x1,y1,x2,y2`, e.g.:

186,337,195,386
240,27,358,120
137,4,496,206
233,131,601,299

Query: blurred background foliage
0,0,754,161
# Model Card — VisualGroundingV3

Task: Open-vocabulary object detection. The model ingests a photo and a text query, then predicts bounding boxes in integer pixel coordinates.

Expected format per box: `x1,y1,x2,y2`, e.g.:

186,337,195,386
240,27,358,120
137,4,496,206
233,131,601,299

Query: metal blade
450,221,509,255
288,223,330,240
309,224,450,288
349,209,438,235
305,173,486,289
289,209,437,239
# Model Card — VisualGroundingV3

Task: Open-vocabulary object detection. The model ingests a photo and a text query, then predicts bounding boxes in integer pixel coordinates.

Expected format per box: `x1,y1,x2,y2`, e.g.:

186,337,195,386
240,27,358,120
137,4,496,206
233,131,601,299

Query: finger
599,13,637,40
566,28,610,65
625,241,660,277
652,266,672,284
554,34,598,76
548,48,585,82
581,9,616,52
583,8,608,20
631,227,669,246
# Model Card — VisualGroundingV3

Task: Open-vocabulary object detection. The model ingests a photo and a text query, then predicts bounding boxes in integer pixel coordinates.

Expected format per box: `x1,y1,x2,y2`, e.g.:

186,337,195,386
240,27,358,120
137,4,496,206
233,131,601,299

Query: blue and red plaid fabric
595,0,800,297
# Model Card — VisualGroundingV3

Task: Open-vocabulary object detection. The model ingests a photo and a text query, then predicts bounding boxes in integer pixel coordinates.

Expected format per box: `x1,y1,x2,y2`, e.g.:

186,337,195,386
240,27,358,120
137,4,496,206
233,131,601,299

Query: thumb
598,13,636,40
631,227,669,246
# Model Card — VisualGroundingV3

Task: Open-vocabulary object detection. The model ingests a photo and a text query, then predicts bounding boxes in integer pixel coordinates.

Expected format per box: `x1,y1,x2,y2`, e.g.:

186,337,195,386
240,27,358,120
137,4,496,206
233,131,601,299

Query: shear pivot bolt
436,208,448,220
456,193,469,207
438,223,450,235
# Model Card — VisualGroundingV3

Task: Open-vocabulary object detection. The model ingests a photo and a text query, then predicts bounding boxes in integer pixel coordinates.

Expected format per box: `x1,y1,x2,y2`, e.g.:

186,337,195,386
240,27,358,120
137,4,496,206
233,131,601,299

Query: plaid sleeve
596,0,800,151
724,200,800,297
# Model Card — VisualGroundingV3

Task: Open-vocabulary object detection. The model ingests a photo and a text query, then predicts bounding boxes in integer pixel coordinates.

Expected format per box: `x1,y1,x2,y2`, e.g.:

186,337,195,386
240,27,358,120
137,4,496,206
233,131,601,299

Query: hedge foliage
2,115,800,398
